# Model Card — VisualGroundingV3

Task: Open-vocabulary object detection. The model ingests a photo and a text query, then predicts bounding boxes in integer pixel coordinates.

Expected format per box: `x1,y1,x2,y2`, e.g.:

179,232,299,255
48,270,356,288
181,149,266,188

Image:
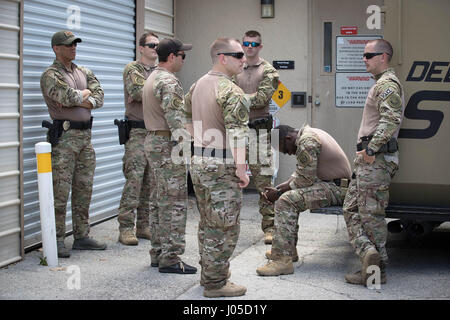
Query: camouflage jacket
124,61,156,102
40,59,104,109
248,59,279,110
185,71,250,147
367,68,404,152
218,75,250,144
153,67,188,134
234,59,279,110
289,125,321,189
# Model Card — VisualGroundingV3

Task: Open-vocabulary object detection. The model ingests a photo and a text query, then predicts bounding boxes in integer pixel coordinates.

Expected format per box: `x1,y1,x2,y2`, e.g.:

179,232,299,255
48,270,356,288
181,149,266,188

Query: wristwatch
365,147,375,156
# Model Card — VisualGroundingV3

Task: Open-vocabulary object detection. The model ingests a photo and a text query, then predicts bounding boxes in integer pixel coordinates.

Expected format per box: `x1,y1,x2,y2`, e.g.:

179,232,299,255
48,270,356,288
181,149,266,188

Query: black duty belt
193,147,233,159
356,136,398,153
54,117,93,130
129,120,146,129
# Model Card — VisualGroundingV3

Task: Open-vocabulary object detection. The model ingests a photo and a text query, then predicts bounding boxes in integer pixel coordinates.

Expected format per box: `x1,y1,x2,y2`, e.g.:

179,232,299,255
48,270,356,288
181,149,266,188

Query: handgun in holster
42,120,63,146
357,135,399,153
248,114,273,132
114,118,131,145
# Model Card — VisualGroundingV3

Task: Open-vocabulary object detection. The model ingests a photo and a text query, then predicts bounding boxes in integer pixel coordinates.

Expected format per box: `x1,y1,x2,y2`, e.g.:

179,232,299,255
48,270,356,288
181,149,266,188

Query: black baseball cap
156,38,192,60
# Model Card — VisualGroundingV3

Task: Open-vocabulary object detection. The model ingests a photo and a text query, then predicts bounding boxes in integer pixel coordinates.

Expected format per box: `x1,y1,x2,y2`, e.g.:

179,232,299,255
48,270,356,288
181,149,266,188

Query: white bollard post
35,142,58,267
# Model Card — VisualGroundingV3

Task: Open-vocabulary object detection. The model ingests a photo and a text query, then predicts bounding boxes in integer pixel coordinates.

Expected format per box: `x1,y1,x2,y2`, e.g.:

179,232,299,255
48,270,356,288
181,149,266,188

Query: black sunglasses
174,52,186,60
363,52,385,59
217,52,245,59
242,41,261,48
64,43,77,48
143,43,158,49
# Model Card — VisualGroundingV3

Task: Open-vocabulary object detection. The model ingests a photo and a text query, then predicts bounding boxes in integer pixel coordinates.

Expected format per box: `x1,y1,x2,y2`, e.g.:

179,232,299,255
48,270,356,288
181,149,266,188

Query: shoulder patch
235,104,248,122
298,149,312,167
379,87,394,100
387,93,402,108
171,96,184,110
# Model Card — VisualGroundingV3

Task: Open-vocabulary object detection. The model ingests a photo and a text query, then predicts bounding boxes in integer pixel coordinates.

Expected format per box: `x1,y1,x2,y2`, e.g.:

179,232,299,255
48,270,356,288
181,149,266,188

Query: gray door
22,0,135,249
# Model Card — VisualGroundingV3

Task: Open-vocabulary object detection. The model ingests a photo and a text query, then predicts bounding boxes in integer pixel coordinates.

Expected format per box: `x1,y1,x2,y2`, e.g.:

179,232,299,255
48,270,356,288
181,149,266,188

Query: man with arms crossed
40,31,106,258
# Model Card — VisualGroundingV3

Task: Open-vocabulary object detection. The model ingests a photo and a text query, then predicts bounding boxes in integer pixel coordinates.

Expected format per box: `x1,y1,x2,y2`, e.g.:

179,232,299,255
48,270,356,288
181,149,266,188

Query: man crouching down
257,124,351,276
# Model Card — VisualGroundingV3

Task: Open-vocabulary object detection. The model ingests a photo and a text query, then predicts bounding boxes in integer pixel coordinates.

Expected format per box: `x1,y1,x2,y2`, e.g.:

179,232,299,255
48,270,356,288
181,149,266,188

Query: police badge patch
388,93,402,108
380,87,394,100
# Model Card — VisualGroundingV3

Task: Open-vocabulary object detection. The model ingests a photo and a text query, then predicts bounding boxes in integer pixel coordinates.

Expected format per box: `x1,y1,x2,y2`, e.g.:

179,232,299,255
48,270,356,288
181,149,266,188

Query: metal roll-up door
145,0,174,37
22,0,135,249
0,0,22,267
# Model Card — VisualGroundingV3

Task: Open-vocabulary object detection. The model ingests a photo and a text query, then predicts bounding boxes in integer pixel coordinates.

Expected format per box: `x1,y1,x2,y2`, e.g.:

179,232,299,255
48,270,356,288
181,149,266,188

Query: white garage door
0,0,22,267
22,0,135,249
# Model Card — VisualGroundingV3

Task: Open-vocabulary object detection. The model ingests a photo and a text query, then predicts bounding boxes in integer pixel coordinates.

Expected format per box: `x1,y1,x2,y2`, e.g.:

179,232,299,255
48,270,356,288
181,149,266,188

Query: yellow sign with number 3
272,81,291,108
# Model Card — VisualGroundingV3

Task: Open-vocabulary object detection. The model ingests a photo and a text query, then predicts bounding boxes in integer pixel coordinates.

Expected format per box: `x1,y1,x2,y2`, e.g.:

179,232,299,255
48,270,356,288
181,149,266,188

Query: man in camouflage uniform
235,30,279,244
117,32,159,245
142,38,196,274
40,31,106,258
256,124,351,276
186,38,250,298
343,39,404,287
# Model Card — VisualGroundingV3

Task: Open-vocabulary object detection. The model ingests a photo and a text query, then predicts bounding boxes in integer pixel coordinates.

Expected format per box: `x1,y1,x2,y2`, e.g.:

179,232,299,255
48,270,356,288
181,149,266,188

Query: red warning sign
341,26,358,35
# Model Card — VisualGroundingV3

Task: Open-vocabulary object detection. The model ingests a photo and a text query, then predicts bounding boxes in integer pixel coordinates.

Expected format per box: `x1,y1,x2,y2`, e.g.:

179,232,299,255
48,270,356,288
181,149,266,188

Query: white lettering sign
336,36,382,71
336,72,375,108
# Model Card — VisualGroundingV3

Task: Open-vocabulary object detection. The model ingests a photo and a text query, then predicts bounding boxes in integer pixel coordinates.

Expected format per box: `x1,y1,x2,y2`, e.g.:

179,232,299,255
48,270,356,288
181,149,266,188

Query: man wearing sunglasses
40,31,105,258
117,32,159,246
235,30,279,245
343,39,404,287
186,37,250,297
142,38,197,275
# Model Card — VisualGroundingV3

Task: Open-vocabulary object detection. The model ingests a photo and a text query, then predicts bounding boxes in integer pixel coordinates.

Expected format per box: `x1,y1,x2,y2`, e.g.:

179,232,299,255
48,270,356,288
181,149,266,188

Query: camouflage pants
51,129,95,241
191,155,242,290
118,128,151,231
145,133,187,268
247,130,275,233
272,180,346,257
343,153,398,264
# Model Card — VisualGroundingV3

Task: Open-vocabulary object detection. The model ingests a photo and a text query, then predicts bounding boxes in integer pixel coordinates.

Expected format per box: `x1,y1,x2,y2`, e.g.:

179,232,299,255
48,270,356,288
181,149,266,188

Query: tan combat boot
203,281,247,298
361,247,381,283
256,255,294,276
136,227,151,240
119,229,138,246
200,270,231,286
265,249,299,262
264,230,273,244
345,270,387,285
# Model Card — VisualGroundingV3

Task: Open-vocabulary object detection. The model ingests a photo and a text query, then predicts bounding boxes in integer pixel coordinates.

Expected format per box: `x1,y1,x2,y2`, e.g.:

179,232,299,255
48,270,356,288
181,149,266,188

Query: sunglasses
64,43,77,48
242,41,261,48
174,52,186,60
363,52,385,59
217,52,245,59
143,43,158,49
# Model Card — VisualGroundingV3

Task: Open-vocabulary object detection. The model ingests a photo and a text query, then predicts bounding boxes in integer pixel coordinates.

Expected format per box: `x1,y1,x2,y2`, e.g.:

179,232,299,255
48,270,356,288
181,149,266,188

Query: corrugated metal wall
22,0,135,249
145,0,174,37
0,0,22,268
